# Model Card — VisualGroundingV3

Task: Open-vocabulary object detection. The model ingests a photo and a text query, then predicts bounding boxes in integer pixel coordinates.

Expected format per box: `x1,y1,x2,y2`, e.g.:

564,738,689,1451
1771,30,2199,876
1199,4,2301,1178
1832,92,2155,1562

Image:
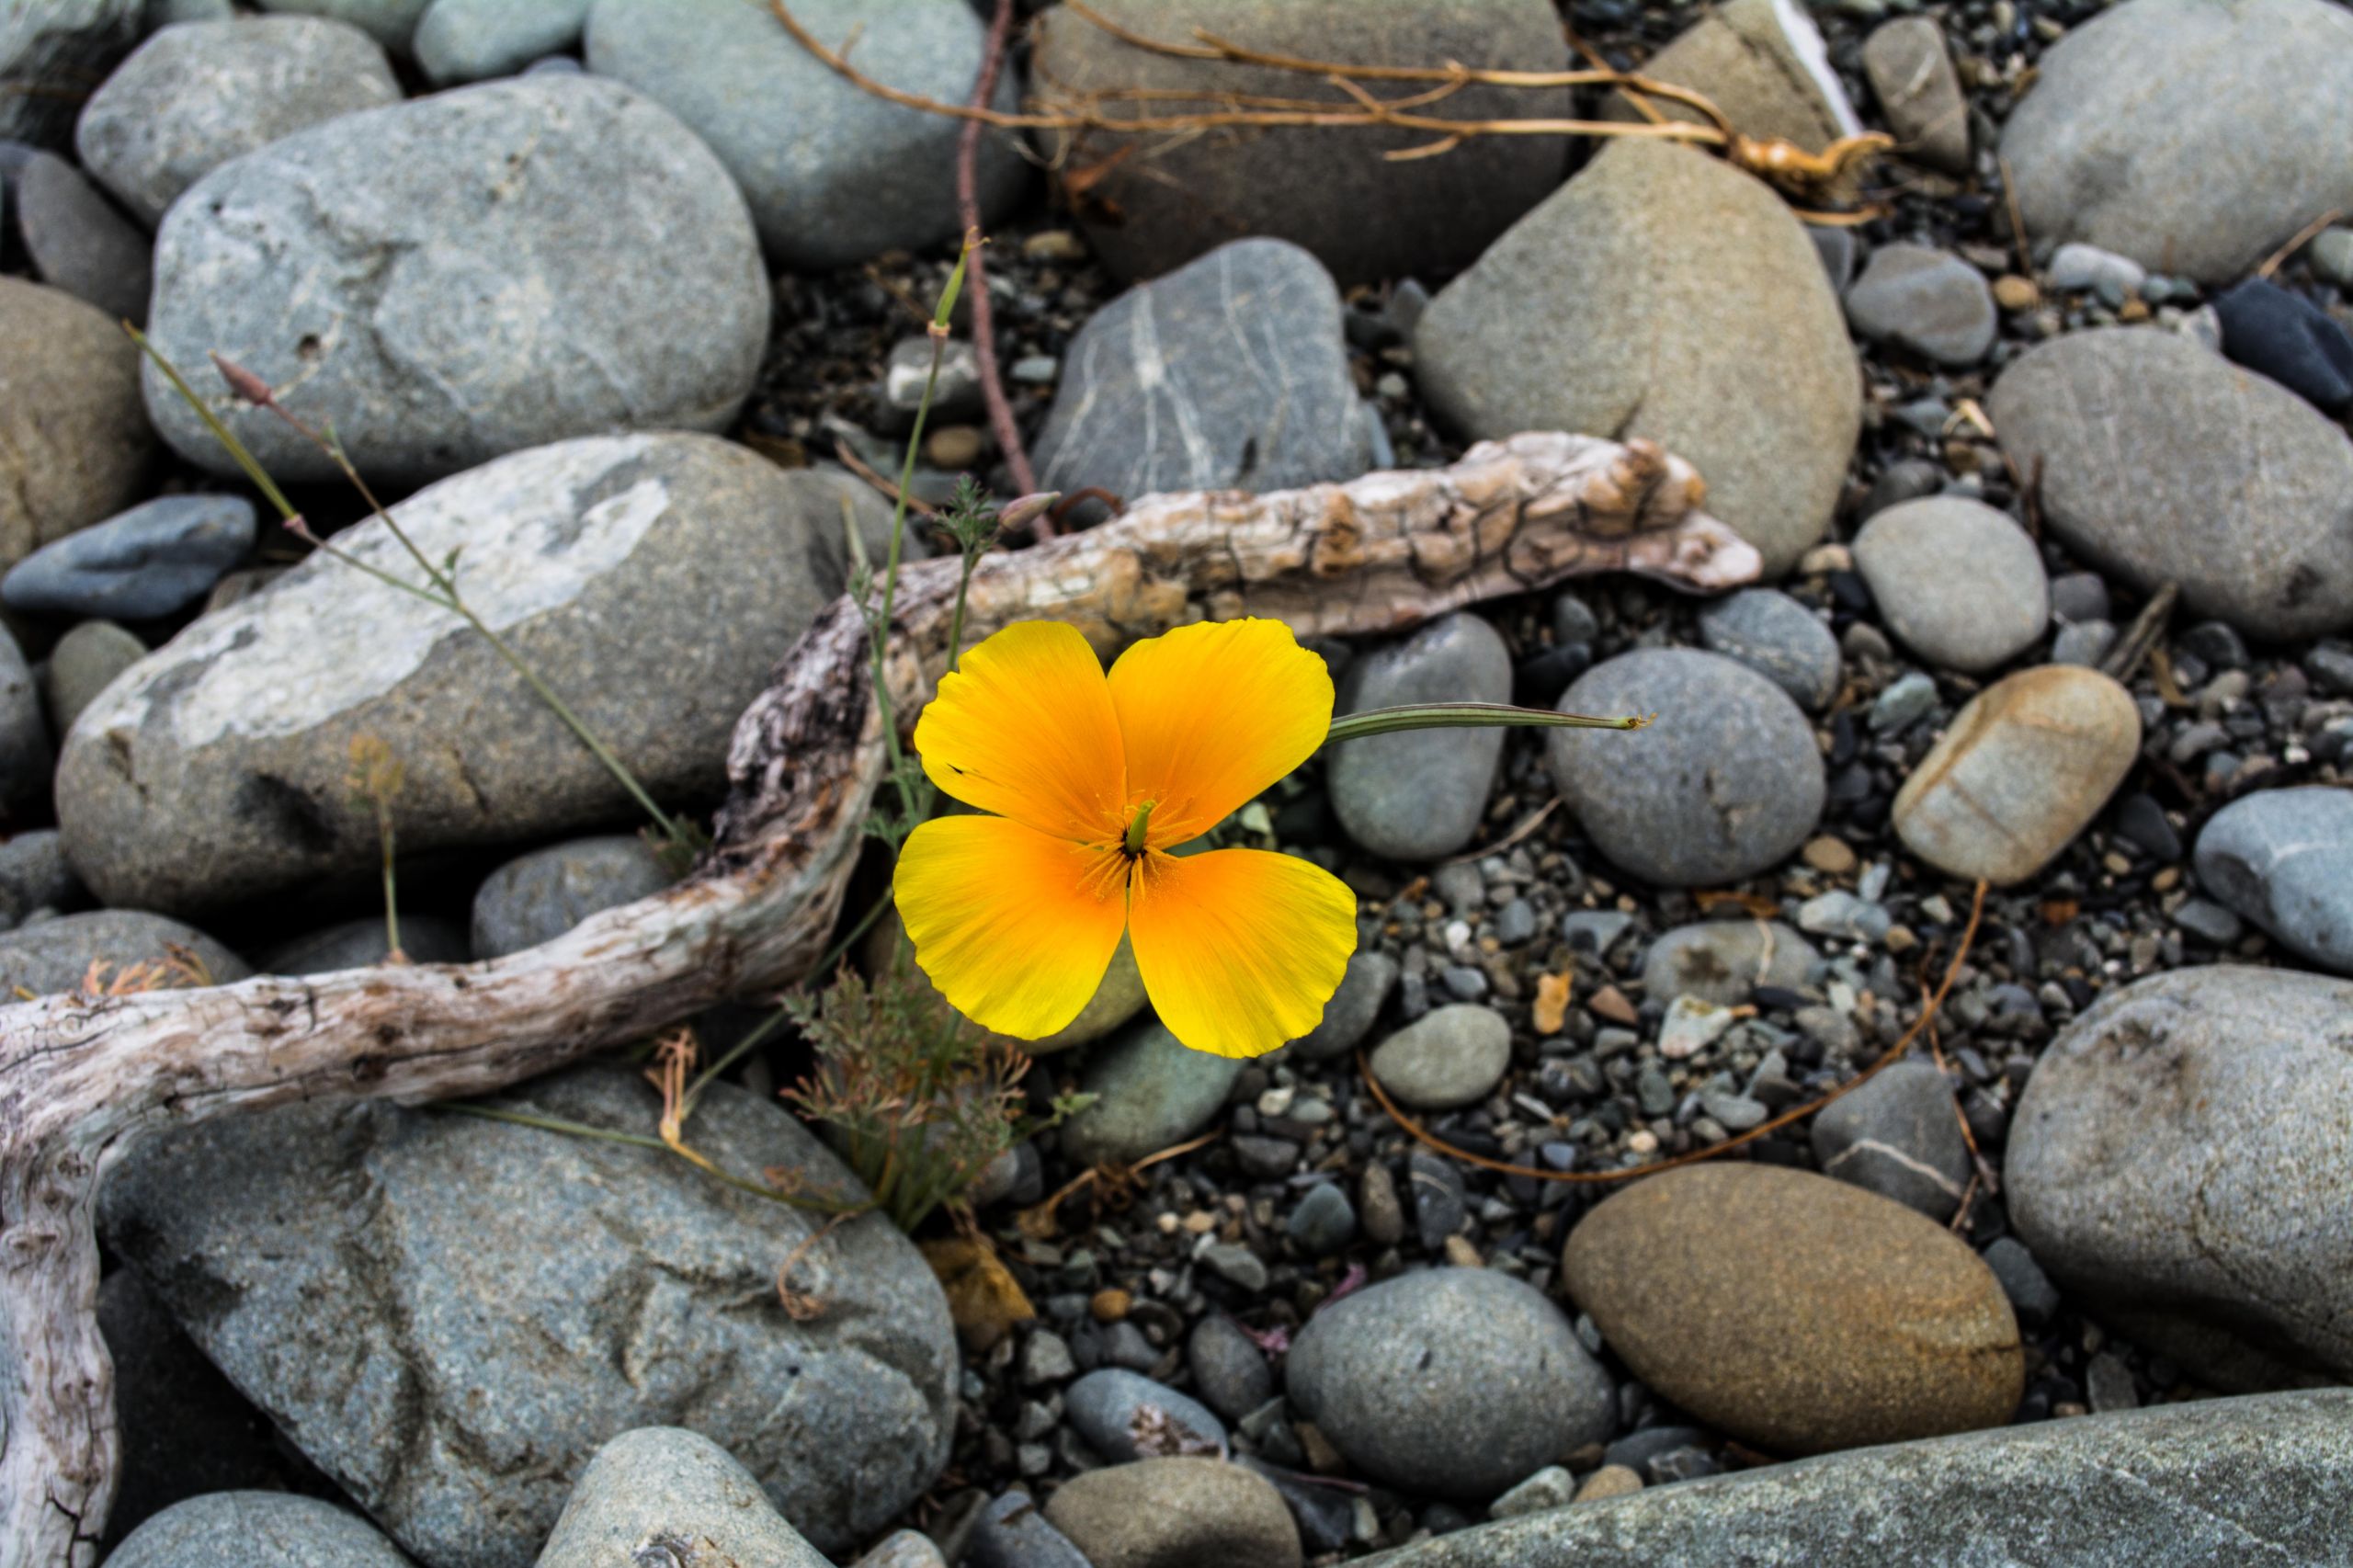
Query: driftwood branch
0,433,1754,1568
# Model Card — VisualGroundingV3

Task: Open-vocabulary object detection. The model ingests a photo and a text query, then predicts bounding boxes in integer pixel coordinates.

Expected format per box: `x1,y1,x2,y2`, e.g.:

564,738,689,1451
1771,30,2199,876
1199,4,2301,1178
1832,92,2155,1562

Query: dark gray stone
1058,1016,1243,1168
58,436,888,914
0,623,50,812
258,914,471,973
1287,1181,1357,1257
1642,921,1817,1006
416,0,588,85
142,78,766,487
0,0,142,147
1188,1315,1275,1422
1696,588,1841,710
1329,613,1511,861
1852,497,2049,673
0,908,244,995
472,833,674,958
1032,239,1373,516
75,16,402,226
1369,1004,1511,1110
1065,1369,1228,1462
0,828,81,926
2194,787,2353,972
15,150,149,324
99,1065,957,1565
0,277,156,571
584,0,1023,270
2212,276,2353,415
969,1492,1092,1568
1844,244,1996,366
1989,328,2353,639
1371,1392,2353,1567
1285,949,1398,1062
1285,1267,1612,1499
1811,1061,1972,1221
40,618,144,733
3,494,254,619
1980,1237,2060,1328
1999,0,2353,283
2011,965,2353,1389
1547,650,1825,887
535,1427,830,1568
107,1493,415,1568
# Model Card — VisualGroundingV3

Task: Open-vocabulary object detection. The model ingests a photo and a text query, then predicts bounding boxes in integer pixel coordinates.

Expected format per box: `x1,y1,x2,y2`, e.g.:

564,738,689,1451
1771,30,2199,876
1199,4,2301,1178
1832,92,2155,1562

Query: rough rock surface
534,1428,830,1568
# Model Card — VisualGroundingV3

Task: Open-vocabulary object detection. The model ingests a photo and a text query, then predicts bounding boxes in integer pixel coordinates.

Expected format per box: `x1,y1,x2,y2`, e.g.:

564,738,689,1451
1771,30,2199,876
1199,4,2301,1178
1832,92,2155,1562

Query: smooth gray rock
1642,920,1818,1006
258,914,470,973
100,1065,956,1566
1416,139,1859,577
142,77,766,487
1372,1392,2353,1567
1598,0,1859,154
1843,244,1996,367
2010,966,2353,1389
75,16,402,226
969,1492,1092,1568
3,494,254,619
1861,17,1969,174
107,1493,415,1568
1368,1004,1511,1111
1696,588,1841,710
1329,613,1510,861
0,828,82,926
1547,649,1825,887
1045,1459,1302,1568
1852,497,2049,673
1810,1061,1972,1221
2047,244,2148,300
0,0,141,146
2193,787,2353,972
0,624,50,812
253,0,431,52
584,0,1024,270
1065,1369,1228,1462
0,908,245,995
471,833,674,958
40,618,145,733
1989,328,2353,640
14,149,149,324
1999,0,2353,283
1029,0,1571,288
1188,1315,1275,1422
1059,1016,1243,1168
1287,1181,1357,1257
1032,239,1373,514
1285,949,1398,1062
535,1427,830,1568
1285,1267,1612,1499
416,0,588,84
58,436,888,914
0,277,155,571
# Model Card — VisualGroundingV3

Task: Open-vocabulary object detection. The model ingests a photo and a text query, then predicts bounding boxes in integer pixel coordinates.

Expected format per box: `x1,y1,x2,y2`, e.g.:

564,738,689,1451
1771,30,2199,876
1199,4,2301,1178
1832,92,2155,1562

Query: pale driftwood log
0,433,1755,1568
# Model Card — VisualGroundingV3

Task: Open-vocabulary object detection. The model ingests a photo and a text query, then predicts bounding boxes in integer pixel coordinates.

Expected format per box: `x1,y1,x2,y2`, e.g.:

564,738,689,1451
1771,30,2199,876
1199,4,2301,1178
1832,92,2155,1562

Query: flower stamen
1123,800,1156,857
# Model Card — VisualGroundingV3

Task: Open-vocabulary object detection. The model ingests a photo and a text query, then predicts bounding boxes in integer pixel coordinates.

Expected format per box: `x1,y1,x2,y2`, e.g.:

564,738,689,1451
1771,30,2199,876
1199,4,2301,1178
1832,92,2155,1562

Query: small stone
2050,620,2118,667
1657,994,1735,1060
1992,275,2040,312
1060,1017,1245,1166
1604,0,1861,155
1488,1464,1576,1519
1407,1151,1467,1252
1869,671,1940,733
1845,244,1998,366
1980,1236,2061,1327
1853,497,2049,673
880,336,985,431
106,1494,415,1568
415,0,589,85
1188,1317,1274,1423
2172,898,2245,947
15,150,150,324
2211,276,2353,415
1811,1060,1972,1221
2047,244,2148,299
471,834,674,959
2310,227,2353,290
2049,572,2113,625
40,614,145,726
537,1427,829,1568
1020,1329,1076,1388
0,278,155,574
1330,613,1511,861
1860,17,1969,174
1696,588,1842,710
0,829,82,927
1287,1182,1357,1258
3,494,255,620
0,625,53,811
1642,921,1818,1006
2193,787,2353,972
1045,1458,1302,1568
1066,1369,1228,1462
1574,1464,1643,1503
1201,1243,1269,1294
1359,1161,1404,1246
1368,1005,1511,1110
1802,835,1857,875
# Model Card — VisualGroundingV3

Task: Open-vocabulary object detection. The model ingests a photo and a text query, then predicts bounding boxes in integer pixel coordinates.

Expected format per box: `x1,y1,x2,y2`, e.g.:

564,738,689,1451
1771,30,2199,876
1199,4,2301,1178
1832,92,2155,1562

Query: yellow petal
1107,619,1332,844
897,814,1130,1040
915,620,1126,842
1127,846,1358,1058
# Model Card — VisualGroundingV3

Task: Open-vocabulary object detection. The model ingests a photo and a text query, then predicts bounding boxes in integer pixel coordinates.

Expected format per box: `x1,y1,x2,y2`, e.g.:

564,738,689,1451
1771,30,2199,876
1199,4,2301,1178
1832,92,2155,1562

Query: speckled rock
1329,613,1511,861
471,834,675,959
1892,666,2139,885
1601,0,1859,153
1547,649,1825,887
1852,497,2049,673
1285,1267,1613,1499
1563,1165,2021,1455
57,436,888,914
1044,1459,1301,1568
2010,966,2353,1389
535,1428,830,1568
1696,588,1841,710
0,908,244,995
106,1493,415,1568
100,1065,956,1566
142,77,767,487
2192,787,2353,973
1416,140,1859,577
1988,328,2353,639
0,278,154,572
74,16,402,226
253,0,430,52
1367,1005,1511,1110
1058,1016,1244,1167
1641,920,1818,1006
1810,1060,1972,1221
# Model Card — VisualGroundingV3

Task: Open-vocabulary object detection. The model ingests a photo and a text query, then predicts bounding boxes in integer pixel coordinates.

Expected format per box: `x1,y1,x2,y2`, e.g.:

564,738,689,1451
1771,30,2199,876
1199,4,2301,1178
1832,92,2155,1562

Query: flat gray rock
1696,589,1841,711
1547,649,1825,887
1367,1004,1511,1111
1416,140,1859,577
2,494,255,619
0,0,142,146
471,833,674,958
1810,1060,1972,1221
2009,965,2353,1389
57,435,886,913
1852,497,2048,673
2192,787,2353,972
142,77,766,487
108,1493,416,1568
1988,328,2353,640
1642,920,1818,1006
1371,1391,2353,1567
101,1065,957,1567
0,908,246,995
1059,1016,1243,1168
584,0,1024,270
1999,0,2353,283
1843,244,1996,367
1032,238,1373,511
75,16,402,227
15,149,152,323
1329,613,1510,862
416,0,588,85
0,278,155,571
536,1427,830,1568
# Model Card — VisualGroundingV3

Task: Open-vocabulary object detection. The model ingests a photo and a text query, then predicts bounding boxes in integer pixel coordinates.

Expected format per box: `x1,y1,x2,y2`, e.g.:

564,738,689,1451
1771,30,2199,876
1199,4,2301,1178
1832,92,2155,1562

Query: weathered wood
0,433,1754,1567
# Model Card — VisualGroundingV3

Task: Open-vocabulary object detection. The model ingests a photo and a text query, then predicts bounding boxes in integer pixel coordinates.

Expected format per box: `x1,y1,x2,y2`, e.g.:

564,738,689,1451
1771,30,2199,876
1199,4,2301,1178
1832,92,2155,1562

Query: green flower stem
1323,701,1649,747
439,1103,868,1215
945,546,983,675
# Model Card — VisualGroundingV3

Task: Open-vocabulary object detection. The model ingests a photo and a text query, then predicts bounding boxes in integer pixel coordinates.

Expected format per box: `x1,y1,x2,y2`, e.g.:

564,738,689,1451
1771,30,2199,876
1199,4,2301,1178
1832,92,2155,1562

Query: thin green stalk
946,547,983,674
439,1103,868,1215
126,326,301,521
1324,701,1649,747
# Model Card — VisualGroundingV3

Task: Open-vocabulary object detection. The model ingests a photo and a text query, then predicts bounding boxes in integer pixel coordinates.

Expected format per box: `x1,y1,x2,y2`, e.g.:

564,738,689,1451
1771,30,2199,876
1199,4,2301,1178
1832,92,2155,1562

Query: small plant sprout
345,734,406,962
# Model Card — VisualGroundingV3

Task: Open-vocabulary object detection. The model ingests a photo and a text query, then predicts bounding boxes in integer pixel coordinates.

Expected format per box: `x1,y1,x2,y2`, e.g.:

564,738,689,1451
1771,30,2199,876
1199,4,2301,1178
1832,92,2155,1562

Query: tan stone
1892,666,2139,885
1562,1164,2022,1455
0,278,154,571
1574,1463,1643,1502
1603,0,1860,154
1044,1458,1302,1568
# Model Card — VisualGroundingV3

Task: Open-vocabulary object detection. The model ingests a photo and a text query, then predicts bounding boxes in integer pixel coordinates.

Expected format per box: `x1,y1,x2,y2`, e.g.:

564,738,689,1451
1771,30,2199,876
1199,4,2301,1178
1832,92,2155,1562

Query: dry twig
956,0,1040,508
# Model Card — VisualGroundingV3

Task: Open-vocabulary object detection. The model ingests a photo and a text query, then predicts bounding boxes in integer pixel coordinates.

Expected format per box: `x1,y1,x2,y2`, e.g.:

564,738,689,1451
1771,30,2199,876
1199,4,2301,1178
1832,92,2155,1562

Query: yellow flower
896,618,1358,1058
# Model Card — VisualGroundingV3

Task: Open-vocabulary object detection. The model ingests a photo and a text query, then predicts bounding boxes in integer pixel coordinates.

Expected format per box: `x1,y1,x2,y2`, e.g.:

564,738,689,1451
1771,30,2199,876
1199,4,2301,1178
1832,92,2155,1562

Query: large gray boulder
2009,966,2353,1390
57,435,889,914
584,0,1025,271
100,1065,958,1567
1999,0,2353,283
141,77,767,487
1370,1391,2353,1567
1415,140,1859,577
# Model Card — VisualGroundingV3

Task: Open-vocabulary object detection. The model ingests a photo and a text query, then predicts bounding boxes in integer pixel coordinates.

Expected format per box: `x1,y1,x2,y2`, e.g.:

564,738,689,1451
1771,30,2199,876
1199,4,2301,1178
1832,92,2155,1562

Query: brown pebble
1022,229,1089,262
1574,1463,1643,1502
1992,275,2040,312
1802,835,1857,875
1441,1234,1483,1267
1358,1161,1404,1247
925,425,986,468
1092,1288,1131,1323
1587,983,1638,1025
1296,1421,1347,1475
